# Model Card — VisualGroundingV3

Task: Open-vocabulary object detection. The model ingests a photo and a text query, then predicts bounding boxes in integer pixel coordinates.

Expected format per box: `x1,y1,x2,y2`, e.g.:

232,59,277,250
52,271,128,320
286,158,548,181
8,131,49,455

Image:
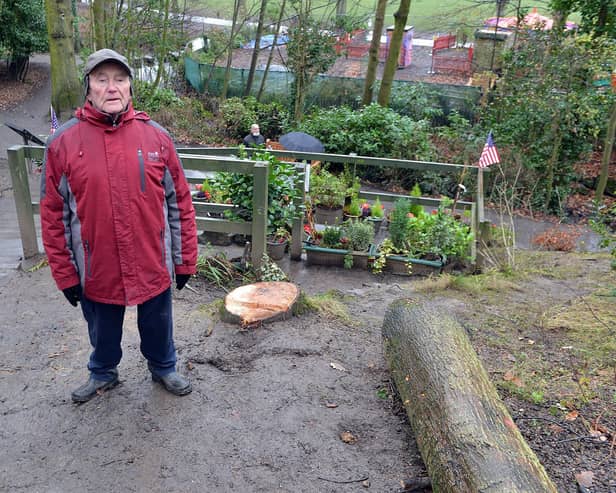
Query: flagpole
477,167,485,223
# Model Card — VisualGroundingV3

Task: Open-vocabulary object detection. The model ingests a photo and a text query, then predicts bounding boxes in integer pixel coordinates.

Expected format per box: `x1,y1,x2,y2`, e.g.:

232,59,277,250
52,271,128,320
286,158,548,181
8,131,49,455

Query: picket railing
8,144,485,269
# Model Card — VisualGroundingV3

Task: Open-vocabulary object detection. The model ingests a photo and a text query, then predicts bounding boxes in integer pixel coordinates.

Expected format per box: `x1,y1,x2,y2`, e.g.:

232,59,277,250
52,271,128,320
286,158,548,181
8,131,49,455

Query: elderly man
242,123,265,147
40,49,197,403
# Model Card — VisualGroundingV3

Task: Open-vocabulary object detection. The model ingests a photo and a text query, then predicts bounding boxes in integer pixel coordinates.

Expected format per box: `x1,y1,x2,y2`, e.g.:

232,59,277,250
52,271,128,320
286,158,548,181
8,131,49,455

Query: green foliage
219,96,288,140
480,30,616,213
299,103,434,161
383,198,474,263
370,197,384,218
0,0,47,58
133,81,182,113
346,197,362,216
215,150,301,233
387,82,444,123
321,225,344,248
309,168,347,209
343,219,375,252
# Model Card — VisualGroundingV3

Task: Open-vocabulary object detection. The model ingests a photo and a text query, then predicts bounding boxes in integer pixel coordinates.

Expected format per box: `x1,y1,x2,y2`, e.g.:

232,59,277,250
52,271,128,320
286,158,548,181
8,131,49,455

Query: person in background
243,123,265,147
40,49,198,403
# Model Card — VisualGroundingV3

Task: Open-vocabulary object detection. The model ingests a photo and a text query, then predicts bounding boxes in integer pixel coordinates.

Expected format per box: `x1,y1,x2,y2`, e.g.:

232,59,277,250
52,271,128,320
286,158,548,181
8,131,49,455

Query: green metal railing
9,144,485,269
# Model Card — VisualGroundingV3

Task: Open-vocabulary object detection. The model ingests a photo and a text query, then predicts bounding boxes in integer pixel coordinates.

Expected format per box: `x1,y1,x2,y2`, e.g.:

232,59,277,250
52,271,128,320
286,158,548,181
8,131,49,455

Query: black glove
176,274,191,291
62,284,82,307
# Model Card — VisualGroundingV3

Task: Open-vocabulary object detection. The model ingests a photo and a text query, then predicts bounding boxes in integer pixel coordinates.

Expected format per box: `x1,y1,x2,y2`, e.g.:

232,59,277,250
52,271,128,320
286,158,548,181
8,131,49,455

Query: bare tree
257,0,287,101
244,0,268,96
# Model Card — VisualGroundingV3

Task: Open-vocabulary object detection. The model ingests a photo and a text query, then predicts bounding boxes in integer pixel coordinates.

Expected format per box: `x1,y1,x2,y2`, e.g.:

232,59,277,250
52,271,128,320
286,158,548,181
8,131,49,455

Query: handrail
7,145,272,269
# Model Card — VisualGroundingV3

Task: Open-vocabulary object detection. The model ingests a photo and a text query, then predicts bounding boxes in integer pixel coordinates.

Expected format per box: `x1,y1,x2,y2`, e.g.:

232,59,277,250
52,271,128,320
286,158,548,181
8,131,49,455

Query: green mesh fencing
184,57,481,115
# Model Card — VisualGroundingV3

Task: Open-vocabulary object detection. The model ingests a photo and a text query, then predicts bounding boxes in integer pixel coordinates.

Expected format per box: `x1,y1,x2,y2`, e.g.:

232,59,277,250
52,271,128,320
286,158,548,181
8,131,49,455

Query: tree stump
382,298,557,493
223,281,300,327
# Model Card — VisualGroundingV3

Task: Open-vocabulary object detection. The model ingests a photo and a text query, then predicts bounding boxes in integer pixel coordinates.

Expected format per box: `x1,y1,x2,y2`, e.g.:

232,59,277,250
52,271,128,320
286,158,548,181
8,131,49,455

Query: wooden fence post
251,161,269,269
7,145,39,260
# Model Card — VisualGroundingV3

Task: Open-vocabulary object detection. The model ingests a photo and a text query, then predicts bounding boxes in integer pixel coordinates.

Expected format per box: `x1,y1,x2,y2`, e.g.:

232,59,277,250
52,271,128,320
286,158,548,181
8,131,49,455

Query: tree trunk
257,0,286,101
377,0,410,107
382,299,558,493
221,0,241,100
244,0,267,96
361,0,386,106
153,0,171,89
45,0,82,118
595,100,616,201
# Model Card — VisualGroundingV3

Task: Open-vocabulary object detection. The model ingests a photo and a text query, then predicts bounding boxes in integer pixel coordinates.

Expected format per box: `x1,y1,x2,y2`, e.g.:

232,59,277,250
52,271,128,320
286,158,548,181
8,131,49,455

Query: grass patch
294,290,356,326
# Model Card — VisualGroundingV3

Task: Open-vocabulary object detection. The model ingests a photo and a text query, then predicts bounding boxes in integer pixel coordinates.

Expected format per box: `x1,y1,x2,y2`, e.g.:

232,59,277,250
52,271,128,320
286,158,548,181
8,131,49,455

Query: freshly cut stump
382,298,557,493
223,281,300,327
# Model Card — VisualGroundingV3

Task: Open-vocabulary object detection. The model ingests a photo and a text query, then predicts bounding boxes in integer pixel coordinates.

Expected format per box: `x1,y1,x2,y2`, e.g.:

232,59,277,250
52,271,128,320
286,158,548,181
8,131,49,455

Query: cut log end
223,281,300,327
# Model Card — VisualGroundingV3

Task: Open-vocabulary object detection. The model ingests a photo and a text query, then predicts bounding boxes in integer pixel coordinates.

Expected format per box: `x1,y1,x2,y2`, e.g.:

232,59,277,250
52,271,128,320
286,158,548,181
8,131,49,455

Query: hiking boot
151,371,192,396
71,372,119,403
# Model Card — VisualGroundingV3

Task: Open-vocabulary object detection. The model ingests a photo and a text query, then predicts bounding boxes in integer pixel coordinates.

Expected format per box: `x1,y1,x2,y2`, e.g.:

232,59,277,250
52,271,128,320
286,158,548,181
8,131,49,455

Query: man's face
87,62,131,115
252,125,260,136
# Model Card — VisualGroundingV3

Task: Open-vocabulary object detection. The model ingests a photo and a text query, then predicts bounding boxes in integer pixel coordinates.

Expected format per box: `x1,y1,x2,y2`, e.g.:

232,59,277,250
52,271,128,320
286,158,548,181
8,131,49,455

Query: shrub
343,220,374,252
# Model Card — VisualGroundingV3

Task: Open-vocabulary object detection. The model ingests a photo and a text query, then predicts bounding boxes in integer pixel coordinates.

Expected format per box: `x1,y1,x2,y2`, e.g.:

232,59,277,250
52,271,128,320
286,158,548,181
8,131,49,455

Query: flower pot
367,217,384,235
314,205,343,225
266,239,288,261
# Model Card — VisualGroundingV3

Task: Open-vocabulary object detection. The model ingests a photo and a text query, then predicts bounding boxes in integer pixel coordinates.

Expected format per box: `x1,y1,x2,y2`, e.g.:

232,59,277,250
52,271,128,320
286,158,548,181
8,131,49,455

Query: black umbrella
279,132,324,153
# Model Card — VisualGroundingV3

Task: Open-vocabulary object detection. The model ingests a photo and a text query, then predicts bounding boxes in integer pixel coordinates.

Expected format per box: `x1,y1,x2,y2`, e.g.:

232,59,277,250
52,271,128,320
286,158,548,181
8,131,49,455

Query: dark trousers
80,288,177,382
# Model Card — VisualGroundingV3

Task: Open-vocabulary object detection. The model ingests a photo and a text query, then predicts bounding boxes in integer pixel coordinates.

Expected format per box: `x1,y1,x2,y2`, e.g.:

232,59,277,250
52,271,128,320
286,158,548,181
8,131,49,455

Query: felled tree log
223,281,300,327
382,298,557,493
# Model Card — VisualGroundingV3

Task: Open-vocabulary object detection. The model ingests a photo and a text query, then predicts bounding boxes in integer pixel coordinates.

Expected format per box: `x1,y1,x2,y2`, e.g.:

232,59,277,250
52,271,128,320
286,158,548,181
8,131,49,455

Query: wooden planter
303,242,372,269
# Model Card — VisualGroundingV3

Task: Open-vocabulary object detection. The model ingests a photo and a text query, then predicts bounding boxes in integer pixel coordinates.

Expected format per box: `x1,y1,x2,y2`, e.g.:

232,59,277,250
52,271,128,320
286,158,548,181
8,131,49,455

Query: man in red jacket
40,49,198,403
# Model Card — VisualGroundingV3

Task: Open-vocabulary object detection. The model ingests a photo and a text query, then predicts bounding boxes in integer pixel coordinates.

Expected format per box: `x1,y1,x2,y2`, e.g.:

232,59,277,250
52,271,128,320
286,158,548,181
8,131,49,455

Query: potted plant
342,219,375,269
344,196,362,221
372,197,474,275
366,197,385,234
303,220,375,269
309,168,347,225
266,226,291,260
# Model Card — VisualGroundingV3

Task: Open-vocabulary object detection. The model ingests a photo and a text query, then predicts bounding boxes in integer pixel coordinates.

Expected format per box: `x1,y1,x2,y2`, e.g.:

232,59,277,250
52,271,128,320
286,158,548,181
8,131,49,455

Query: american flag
50,105,59,134
478,131,500,168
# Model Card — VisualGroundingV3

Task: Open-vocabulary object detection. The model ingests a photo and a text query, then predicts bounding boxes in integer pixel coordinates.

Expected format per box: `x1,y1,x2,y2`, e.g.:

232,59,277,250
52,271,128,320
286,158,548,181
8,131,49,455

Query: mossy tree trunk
361,0,387,106
382,298,558,493
376,0,410,107
45,0,82,118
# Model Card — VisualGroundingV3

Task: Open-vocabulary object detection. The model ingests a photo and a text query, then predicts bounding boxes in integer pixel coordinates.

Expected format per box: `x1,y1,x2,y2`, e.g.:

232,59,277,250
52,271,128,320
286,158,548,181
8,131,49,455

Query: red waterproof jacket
41,102,197,306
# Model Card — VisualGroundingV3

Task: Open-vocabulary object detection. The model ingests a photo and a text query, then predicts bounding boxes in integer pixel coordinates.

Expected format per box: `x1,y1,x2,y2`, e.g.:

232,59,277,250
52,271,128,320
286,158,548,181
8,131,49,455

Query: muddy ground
1,53,615,493
1,248,615,492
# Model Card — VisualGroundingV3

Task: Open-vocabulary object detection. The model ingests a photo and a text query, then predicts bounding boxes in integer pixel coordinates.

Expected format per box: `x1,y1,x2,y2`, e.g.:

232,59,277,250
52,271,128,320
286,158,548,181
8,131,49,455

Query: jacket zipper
137,149,145,192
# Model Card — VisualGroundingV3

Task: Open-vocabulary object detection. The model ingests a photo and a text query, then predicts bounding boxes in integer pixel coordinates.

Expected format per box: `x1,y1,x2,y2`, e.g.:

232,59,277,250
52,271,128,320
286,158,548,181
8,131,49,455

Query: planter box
303,242,372,269
384,255,444,276
370,245,444,276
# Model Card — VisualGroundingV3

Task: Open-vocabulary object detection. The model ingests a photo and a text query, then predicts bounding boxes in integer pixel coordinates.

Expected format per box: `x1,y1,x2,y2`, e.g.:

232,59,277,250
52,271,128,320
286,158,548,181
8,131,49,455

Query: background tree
286,0,337,121
481,31,615,213
257,0,287,101
361,0,387,106
45,0,81,117
377,0,410,107
244,0,268,97
0,0,48,81
92,0,113,49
